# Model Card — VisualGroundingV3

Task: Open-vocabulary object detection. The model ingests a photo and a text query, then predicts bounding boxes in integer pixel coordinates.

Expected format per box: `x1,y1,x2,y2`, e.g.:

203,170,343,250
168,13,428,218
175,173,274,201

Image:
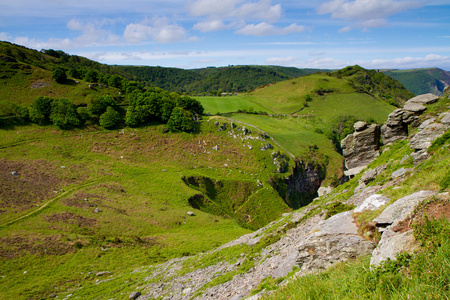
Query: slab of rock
406,93,439,105
341,124,380,169
373,190,436,227
410,118,449,151
318,186,333,197
403,102,427,113
354,121,367,131
391,167,411,179
440,112,450,124
129,291,141,299
370,229,420,267
354,194,390,213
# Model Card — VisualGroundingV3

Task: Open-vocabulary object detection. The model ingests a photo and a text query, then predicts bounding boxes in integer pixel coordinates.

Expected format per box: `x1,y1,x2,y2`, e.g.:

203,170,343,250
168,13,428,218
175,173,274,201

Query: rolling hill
383,67,450,95
0,41,433,299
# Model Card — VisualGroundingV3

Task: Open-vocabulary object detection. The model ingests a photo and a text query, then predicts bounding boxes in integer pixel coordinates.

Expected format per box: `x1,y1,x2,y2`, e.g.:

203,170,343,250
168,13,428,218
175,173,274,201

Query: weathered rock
406,93,439,105
11,171,18,176
440,112,450,124
318,186,333,197
391,167,411,179
373,190,436,227
354,194,390,213
187,211,195,216
341,123,380,170
354,121,367,131
411,150,430,165
359,164,388,184
403,102,427,113
370,229,420,267
95,271,111,276
410,118,449,151
129,291,141,299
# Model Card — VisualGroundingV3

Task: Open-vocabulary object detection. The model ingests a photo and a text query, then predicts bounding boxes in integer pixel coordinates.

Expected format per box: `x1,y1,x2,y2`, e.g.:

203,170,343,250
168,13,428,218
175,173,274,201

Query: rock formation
341,121,380,174
381,93,439,145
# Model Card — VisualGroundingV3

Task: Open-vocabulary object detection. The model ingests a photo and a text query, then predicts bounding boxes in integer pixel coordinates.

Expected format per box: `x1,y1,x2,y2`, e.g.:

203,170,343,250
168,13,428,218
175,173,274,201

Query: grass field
196,95,270,114
0,120,292,299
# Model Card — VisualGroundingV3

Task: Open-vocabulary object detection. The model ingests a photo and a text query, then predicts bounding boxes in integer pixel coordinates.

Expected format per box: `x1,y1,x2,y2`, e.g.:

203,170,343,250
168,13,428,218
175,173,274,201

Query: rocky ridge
123,93,449,300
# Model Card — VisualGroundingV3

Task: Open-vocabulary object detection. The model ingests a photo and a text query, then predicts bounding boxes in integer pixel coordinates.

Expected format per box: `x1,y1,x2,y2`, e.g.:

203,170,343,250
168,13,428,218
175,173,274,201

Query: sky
1,0,450,70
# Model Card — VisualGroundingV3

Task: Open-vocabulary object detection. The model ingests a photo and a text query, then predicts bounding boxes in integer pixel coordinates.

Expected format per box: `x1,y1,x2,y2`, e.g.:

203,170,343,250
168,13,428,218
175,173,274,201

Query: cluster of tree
51,67,126,88
114,65,325,94
125,87,203,132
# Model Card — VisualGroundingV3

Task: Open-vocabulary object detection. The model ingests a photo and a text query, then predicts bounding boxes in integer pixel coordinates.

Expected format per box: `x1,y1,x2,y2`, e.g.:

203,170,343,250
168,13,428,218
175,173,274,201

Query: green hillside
0,43,420,299
383,67,450,95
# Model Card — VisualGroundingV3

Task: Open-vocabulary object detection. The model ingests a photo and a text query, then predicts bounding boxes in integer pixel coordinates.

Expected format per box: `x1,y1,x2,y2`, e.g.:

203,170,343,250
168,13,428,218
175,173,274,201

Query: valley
0,41,449,299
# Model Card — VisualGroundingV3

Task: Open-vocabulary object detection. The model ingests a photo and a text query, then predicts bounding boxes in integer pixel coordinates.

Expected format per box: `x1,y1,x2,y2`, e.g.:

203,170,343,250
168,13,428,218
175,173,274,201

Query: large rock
373,190,436,227
381,93,438,145
341,122,380,170
406,93,439,105
370,229,420,267
410,117,449,151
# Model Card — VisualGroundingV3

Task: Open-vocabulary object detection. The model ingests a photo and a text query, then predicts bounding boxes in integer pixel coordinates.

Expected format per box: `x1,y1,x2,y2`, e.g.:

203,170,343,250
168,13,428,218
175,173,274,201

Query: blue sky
1,0,450,70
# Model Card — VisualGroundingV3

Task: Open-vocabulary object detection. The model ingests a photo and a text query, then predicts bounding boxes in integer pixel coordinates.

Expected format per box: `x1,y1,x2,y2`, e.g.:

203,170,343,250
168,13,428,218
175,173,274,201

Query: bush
50,99,81,129
29,96,54,124
99,106,120,129
52,68,67,84
167,107,195,132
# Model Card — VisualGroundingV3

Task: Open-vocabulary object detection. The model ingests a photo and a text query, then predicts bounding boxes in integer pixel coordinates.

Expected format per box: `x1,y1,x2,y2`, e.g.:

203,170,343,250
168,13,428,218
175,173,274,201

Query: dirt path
0,180,100,228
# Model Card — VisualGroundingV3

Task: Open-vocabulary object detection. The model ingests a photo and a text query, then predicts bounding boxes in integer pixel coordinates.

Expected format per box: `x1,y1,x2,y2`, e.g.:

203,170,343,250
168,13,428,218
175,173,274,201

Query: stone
440,112,450,124
370,229,420,267
341,124,380,170
95,271,111,276
410,118,449,151
94,208,102,213
354,121,367,131
360,168,377,184
354,194,390,213
406,93,439,105
317,186,333,197
344,165,366,177
11,171,18,176
391,167,409,179
129,291,141,299
411,150,430,165
373,190,436,226
212,145,219,151
214,121,219,126
187,211,195,216
403,102,427,113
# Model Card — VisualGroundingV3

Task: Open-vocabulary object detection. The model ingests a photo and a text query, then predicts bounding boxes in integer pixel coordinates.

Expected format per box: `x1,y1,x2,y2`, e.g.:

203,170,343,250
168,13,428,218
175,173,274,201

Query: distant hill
116,65,327,94
383,68,450,96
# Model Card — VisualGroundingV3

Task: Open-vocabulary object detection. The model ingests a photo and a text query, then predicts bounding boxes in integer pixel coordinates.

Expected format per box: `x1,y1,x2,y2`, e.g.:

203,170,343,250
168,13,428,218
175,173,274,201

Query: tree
87,95,116,117
100,106,121,129
84,69,99,83
50,99,81,129
52,68,67,84
176,96,204,115
167,107,195,132
29,96,53,124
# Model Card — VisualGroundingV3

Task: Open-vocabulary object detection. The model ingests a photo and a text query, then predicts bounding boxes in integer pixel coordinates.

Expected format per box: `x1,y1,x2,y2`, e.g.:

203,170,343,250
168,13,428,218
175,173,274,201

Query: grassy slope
0,120,291,299
197,73,396,183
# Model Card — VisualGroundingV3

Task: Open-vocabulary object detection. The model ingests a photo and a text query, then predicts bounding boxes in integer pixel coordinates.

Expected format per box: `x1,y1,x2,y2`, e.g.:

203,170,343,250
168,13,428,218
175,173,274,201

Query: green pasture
196,95,270,114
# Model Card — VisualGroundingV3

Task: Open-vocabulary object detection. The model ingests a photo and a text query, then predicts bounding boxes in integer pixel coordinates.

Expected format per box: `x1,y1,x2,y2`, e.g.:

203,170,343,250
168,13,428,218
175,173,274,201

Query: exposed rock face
282,161,323,208
341,122,380,171
381,93,439,145
370,190,437,267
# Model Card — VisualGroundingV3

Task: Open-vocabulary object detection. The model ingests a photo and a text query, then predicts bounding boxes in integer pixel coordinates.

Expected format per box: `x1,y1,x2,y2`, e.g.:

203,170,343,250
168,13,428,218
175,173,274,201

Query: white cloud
188,0,284,32
265,56,298,66
318,0,423,31
236,22,306,36
364,54,450,69
0,32,11,40
193,20,229,32
124,17,194,44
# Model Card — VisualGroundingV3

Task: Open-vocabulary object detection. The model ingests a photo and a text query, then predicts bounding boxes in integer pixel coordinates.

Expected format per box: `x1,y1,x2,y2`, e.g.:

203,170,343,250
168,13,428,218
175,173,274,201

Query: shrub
52,68,67,84
99,106,120,129
167,107,195,132
50,99,81,129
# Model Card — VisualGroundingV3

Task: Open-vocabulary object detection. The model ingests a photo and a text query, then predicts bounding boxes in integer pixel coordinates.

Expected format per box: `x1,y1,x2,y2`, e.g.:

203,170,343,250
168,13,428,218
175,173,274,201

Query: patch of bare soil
0,234,76,259
43,211,98,228
30,80,50,89
63,192,104,209
393,193,450,234
0,159,66,211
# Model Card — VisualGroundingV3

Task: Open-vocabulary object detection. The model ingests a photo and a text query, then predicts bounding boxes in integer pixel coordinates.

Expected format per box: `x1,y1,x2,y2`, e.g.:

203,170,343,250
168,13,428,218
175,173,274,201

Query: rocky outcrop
381,93,439,145
370,190,437,267
341,121,380,173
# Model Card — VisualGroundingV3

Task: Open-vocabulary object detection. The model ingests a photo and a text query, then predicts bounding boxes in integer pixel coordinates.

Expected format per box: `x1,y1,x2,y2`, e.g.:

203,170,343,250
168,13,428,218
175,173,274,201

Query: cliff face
271,160,324,209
